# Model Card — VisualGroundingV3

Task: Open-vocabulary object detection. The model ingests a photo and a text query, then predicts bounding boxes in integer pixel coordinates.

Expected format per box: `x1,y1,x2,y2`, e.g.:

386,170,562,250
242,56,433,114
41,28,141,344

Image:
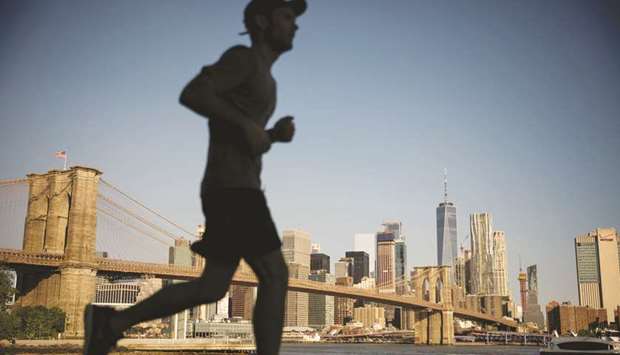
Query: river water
280,344,540,355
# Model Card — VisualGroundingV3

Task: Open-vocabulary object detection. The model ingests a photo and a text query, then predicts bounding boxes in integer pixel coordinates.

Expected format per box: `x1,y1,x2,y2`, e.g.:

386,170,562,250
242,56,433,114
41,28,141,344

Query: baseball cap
240,0,307,35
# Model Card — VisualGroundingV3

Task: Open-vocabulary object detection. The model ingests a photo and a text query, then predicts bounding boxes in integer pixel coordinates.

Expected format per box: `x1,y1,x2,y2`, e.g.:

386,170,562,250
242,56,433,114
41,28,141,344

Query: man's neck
252,42,282,69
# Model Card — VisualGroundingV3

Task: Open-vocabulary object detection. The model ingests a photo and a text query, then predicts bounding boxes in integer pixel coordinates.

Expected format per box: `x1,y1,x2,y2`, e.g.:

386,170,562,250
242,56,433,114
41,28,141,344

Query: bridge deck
0,248,517,328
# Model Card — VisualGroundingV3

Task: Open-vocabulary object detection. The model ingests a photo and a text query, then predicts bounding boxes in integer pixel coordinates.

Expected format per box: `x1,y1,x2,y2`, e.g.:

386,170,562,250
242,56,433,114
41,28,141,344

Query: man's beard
266,29,293,53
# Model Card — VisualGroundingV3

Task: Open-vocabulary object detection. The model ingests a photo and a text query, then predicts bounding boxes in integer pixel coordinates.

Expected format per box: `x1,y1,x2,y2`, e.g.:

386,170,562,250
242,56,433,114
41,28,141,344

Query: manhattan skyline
1,0,620,311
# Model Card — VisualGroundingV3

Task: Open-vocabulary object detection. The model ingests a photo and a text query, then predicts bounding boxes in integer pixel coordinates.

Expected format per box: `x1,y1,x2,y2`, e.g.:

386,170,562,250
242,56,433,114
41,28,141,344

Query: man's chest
228,71,277,125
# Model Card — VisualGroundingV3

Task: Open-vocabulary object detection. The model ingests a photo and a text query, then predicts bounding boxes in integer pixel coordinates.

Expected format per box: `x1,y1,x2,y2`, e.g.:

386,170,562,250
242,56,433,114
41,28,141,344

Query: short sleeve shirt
201,45,277,192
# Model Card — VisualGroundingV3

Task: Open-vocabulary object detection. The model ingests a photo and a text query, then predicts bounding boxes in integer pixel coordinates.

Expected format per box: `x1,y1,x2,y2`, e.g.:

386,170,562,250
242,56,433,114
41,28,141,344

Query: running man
83,1,306,354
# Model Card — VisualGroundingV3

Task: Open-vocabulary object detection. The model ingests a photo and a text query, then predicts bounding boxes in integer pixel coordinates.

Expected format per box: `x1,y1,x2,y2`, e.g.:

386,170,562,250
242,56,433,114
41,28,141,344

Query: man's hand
244,121,272,156
269,116,296,143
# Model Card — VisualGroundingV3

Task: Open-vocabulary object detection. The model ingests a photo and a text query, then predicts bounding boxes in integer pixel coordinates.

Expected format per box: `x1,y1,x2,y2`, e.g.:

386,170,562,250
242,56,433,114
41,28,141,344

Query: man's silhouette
83,1,306,354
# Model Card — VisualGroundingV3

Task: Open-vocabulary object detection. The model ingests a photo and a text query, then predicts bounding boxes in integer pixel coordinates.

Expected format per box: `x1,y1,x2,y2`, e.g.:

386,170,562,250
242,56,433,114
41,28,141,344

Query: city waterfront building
464,249,473,294
436,171,458,287
470,213,493,295
353,305,385,330
335,257,353,278
523,265,545,329
575,228,620,320
353,233,375,278
310,252,330,273
454,252,466,290
334,276,354,325
376,232,396,293
285,262,310,327
230,261,256,321
492,231,509,296
230,285,255,320
383,220,407,294
282,229,312,267
518,269,528,321
395,240,407,294
546,301,608,335
345,251,369,284
308,270,335,329
282,229,312,327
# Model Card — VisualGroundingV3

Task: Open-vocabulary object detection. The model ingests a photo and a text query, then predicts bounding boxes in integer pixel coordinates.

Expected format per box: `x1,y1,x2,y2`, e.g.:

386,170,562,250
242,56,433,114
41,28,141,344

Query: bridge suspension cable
100,179,195,238
97,193,179,242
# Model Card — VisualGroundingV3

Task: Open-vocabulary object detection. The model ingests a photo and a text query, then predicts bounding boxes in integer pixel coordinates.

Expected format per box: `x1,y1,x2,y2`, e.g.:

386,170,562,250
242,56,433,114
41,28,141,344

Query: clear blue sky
1,0,619,309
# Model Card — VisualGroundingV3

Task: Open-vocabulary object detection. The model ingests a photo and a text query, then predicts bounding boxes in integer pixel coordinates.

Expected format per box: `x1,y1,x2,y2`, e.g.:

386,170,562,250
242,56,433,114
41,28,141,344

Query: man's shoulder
219,45,256,65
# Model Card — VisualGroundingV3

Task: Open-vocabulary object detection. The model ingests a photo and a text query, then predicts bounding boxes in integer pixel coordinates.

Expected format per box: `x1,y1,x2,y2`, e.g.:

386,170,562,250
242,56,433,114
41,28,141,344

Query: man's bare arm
180,79,271,156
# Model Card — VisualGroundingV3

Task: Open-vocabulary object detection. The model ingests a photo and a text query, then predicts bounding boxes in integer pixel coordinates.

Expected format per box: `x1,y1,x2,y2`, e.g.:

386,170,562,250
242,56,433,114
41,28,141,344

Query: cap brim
287,0,307,17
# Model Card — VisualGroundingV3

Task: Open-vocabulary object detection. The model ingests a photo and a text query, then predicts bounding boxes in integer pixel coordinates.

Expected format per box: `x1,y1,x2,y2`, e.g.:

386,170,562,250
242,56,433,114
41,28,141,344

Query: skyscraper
470,213,493,295
282,229,312,327
311,252,330,273
383,221,407,294
353,233,375,278
308,270,335,329
523,264,545,328
335,257,353,278
282,229,311,266
575,228,620,321
492,231,509,296
436,172,457,276
376,232,396,293
345,251,369,284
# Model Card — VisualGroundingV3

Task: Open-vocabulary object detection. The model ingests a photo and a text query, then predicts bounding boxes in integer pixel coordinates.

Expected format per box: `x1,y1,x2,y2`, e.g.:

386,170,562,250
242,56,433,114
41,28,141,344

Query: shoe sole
83,304,95,355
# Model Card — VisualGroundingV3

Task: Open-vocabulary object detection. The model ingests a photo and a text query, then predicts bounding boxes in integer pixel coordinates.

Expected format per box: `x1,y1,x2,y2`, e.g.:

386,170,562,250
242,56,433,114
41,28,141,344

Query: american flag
55,150,66,159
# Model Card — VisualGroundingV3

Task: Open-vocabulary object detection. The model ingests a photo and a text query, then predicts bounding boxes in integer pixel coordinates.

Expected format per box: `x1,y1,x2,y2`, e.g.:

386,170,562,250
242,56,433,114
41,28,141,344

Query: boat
540,336,620,354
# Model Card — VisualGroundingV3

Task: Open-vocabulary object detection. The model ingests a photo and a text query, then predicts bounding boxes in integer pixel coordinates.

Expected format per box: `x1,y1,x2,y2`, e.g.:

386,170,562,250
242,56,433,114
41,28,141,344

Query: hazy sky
1,0,619,309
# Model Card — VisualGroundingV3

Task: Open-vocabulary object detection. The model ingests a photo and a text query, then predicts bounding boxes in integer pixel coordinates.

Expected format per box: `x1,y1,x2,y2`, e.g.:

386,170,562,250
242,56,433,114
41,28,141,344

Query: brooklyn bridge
0,166,517,345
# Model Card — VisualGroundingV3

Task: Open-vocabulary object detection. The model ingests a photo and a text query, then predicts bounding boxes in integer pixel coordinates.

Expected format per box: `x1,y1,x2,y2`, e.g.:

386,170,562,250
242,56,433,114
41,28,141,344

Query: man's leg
244,249,289,355
109,256,240,333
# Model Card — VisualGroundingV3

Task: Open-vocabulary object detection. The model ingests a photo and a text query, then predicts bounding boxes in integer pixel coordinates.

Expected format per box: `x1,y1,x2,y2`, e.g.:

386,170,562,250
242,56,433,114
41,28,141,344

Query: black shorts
191,188,282,261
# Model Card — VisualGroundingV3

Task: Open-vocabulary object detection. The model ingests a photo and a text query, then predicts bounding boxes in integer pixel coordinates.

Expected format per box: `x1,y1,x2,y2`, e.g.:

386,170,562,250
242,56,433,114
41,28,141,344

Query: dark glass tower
436,171,457,284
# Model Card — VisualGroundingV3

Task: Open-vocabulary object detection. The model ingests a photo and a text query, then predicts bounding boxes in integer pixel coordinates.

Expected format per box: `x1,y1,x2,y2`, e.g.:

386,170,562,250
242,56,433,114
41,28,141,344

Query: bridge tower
410,265,455,345
17,166,101,337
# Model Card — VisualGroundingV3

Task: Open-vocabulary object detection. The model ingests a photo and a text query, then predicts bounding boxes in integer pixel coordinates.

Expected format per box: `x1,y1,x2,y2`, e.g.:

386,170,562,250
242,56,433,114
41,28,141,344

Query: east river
280,343,540,355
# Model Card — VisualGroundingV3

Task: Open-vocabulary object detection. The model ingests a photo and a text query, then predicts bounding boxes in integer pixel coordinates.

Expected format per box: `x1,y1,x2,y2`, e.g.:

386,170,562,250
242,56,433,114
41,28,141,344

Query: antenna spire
443,168,448,203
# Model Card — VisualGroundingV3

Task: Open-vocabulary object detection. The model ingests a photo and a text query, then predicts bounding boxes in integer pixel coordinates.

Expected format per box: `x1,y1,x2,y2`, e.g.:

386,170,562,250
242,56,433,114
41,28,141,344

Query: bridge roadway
0,248,517,329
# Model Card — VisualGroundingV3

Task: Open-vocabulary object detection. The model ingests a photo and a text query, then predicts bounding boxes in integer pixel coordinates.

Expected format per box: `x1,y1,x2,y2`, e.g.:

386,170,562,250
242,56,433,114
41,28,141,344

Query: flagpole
64,155,67,170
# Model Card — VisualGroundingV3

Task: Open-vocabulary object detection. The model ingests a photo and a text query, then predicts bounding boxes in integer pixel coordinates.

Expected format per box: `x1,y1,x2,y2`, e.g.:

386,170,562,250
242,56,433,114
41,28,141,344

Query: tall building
464,249,473,294
285,262,310,327
282,229,312,327
523,265,545,328
334,276,354,325
230,260,255,321
436,172,457,280
454,252,466,290
547,301,608,335
308,270,335,329
470,213,493,295
376,232,396,293
395,240,407,294
345,251,369,284
353,233,375,278
230,285,255,320
492,231,509,296
282,229,311,266
518,269,528,321
311,253,330,273
383,220,407,293
575,228,620,321
335,257,353,278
